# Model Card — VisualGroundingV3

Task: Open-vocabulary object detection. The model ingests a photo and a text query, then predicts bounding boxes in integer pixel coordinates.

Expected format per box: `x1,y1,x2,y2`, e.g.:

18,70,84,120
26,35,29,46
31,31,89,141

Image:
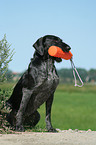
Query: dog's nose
66,46,71,50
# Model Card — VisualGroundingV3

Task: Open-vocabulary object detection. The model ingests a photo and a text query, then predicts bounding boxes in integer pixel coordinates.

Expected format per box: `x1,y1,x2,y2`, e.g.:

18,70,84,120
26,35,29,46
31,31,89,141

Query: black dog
6,35,71,132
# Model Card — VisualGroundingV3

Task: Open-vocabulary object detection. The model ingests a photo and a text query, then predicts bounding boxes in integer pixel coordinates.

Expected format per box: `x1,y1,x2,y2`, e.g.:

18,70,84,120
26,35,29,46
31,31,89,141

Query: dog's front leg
45,94,57,132
16,88,32,131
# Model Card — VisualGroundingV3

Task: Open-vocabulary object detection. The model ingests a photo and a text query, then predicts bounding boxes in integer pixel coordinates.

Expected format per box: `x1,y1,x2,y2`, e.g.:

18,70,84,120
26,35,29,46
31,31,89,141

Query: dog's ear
33,37,44,56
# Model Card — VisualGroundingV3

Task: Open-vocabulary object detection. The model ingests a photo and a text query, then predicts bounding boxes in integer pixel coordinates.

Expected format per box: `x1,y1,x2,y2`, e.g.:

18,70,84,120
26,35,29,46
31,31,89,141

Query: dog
6,35,71,132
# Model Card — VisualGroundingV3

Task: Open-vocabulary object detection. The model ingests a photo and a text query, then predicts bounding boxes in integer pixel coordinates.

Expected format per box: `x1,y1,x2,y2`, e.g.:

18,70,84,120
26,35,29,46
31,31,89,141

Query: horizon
8,65,96,73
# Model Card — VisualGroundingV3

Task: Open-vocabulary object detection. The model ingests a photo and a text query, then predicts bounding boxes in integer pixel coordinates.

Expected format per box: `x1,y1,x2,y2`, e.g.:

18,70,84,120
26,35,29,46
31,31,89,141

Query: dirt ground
0,129,96,145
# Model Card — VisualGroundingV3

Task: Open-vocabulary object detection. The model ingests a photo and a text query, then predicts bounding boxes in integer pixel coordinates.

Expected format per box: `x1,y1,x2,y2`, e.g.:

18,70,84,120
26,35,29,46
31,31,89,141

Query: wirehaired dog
6,35,71,132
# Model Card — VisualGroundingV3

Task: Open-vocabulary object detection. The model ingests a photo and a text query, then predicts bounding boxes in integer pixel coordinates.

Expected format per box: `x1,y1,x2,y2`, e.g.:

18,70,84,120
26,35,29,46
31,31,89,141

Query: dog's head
33,35,71,62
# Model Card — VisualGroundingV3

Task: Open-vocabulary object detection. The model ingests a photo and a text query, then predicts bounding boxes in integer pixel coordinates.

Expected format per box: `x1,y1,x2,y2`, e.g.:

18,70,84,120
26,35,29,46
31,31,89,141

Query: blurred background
0,0,96,133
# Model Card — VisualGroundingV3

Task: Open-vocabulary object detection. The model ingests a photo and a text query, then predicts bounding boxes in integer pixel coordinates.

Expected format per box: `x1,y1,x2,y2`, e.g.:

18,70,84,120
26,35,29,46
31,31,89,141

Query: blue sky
0,0,96,72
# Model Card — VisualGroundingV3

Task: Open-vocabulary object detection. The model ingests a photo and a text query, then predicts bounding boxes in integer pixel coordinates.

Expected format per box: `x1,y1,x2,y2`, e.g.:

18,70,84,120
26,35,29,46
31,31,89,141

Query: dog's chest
38,60,59,84
25,59,59,114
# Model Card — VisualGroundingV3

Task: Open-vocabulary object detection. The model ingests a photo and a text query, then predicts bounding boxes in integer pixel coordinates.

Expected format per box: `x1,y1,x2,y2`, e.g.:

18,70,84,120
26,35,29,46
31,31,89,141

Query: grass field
37,84,96,131
0,83,96,131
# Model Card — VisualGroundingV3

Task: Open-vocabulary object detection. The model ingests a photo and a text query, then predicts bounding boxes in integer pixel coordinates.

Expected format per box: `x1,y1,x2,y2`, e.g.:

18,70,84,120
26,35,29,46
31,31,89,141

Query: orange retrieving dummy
48,46,73,60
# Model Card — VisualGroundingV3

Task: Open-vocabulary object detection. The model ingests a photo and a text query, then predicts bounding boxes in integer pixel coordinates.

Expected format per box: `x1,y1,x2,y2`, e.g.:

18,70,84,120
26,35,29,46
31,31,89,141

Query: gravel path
0,130,96,145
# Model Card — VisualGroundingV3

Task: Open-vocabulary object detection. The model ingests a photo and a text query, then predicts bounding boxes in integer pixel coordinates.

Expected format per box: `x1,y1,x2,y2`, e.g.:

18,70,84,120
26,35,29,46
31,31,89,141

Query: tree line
57,68,96,84
3,68,96,84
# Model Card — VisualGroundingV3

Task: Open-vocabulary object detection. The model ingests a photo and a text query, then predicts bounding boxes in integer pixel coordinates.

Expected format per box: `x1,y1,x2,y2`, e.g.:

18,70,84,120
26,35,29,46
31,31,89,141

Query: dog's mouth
57,43,71,52
48,46,73,60
50,41,71,53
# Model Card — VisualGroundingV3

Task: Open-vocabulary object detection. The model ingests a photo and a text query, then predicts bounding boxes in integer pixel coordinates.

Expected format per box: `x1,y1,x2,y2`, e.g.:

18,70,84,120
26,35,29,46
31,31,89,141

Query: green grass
0,83,96,131
37,84,96,131
0,82,15,90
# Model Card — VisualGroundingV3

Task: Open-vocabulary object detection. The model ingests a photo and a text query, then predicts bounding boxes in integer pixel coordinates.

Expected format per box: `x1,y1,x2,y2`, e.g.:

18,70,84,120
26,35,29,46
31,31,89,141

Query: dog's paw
48,128,58,133
16,125,25,132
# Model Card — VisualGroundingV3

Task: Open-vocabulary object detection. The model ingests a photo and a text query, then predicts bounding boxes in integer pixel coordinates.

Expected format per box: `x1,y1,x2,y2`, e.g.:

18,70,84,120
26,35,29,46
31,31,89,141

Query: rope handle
70,58,84,87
